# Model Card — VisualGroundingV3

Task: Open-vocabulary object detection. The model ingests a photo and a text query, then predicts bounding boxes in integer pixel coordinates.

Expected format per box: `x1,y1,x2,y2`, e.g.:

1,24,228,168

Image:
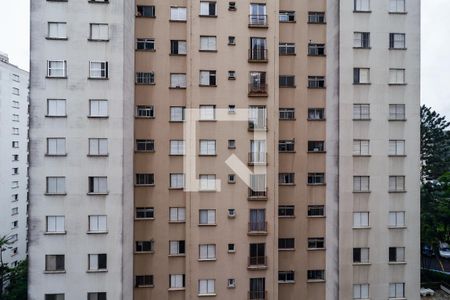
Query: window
249,174,267,197
88,254,107,271
279,108,295,120
228,140,236,149
169,207,186,222
45,255,65,272
171,40,187,55
199,105,215,120
308,43,325,56
136,5,155,17
278,271,295,283
389,283,405,298
12,167,18,175
389,247,406,263
279,11,295,22
45,294,65,300
249,3,267,26
12,114,19,122
135,241,154,252
389,104,406,120
228,71,236,80
47,99,66,117
12,101,19,109
354,0,370,12
12,181,19,189
89,100,108,117
308,76,325,88
46,216,65,233
228,243,236,252
198,279,215,295
389,140,405,156
353,176,370,192
308,11,325,23
87,293,107,300
353,68,370,84
12,127,19,135
11,207,18,215
170,274,185,289
353,212,369,228
200,1,216,16
308,108,325,120
307,173,325,185
199,175,216,191
199,140,216,155
307,270,325,281
389,211,406,227
135,139,154,152
353,284,369,299
47,138,66,156
12,194,19,202
389,176,405,192
47,22,67,39
308,205,325,217
279,173,295,185
279,43,295,55
249,71,267,94
353,248,370,263
228,36,236,45
389,69,405,84
89,61,108,79
248,106,267,129
227,279,236,288
89,215,107,232
89,24,109,41
278,238,295,250
135,275,154,287
228,174,236,183
353,140,370,156
47,60,67,78
389,0,406,13
11,74,20,82
170,73,187,88
199,209,216,225
136,72,155,85
199,244,216,260
200,36,217,51
12,155,19,162
88,176,108,194
170,7,187,21
170,106,185,122
279,140,295,152
136,38,155,50
278,205,294,217
353,104,370,120
120,172,140,190
279,75,295,87
136,105,154,118
199,70,216,86
308,141,325,152
250,38,267,61
46,177,65,194
170,240,185,255
89,138,108,156
135,207,154,219
354,32,370,48
308,238,325,249
389,33,406,49
170,173,185,189
170,140,185,155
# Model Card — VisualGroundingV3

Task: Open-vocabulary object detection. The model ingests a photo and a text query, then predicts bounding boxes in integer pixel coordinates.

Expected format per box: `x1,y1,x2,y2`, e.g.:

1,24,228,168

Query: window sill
199,50,218,53
307,279,325,283
279,248,295,252
88,77,109,80
308,215,326,218
135,150,155,153
353,10,372,13
135,217,155,221
88,39,109,42
308,151,326,154
388,190,407,193
280,151,296,154
44,193,67,196
169,187,184,190
45,154,67,157
169,86,187,90
88,116,109,119
307,86,326,89
198,293,217,297
136,49,155,52
281,21,297,24
352,226,371,230
136,285,154,288
135,82,155,86
388,155,407,157
45,115,67,118
389,48,407,50
168,254,186,257
353,155,371,157
135,15,156,19
353,262,371,266
169,154,185,156
169,221,186,224
388,226,407,229
87,192,109,196
198,258,217,262
134,184,155,187
307,248,325,251
353,83,371,85
199,190,217,193
44,270,66,274
280,53,296,56
87,231,108,234
388,83,407,86
134,251,154,254
169,53,187,56
279,183,296,186
307,54,326,57
198,154,217,157
46,37,68,41
199,84,217,87
278,215,295,219
388,118,407,121
46,76,67,79
280,86,296,88
87,154,109,157
353,118,371,121
88,0,110,3
278,281,295,284
168,288,186,291
199,14,217,18
169,20,187,23
199,224,216,227
388,262,406,265
353,191,371,194
389,11,407,14
87,269,108,273
135,116,155,119
44,231,67,235
353,47,371,49
307,118,326,121
307,183,326,186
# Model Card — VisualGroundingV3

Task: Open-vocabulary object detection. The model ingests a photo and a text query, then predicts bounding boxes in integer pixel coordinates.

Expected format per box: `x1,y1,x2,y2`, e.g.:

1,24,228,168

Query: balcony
248,152,267,165
248,222,268,235
248,256,267,269
248,84,268,97
249,15,268,27
248,49,268,62
248,188,268,200
248,120,267,131
248,291,267,300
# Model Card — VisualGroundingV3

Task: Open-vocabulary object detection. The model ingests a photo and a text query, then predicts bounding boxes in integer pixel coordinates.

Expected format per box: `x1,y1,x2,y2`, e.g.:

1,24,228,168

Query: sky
0,0,449,119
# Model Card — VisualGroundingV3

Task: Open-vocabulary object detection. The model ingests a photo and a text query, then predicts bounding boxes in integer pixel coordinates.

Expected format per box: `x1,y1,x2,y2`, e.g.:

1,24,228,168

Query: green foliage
2,260,27,300
421,269,450,286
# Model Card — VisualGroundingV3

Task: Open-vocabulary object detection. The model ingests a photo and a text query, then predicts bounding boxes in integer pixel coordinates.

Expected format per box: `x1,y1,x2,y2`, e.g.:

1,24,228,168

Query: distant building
0,52,29,267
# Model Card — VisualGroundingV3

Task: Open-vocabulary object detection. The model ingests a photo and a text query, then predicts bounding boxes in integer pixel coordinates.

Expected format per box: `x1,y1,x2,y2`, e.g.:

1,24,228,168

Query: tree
2,260,27,300
420,105,450,181
0,235,13,295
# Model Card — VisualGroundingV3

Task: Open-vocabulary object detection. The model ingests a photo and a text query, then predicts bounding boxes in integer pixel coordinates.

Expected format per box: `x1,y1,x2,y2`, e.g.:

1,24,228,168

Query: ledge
388,190,407,193
87,192,109,196
308,151,326,154
88,39,109,42
353,262,371,266
87,231,108,234
136,285,154,288
388,155,407,157
388,262,407,265
199,224,217,226
389,48,407,50
46,76,67,79
168,288,186,291
353,191,371,194
134,251,154,254
135,217,155,221
135,49,155,52
198,258,217,262
87,116,109,119
45,115,67,118
353,47,371,50
88,77,109,80
44,270,66,274
307,248,325,251
353,118,371,121
353,10,372,13
134,184,155,187
87,269,108,273
44,193,67,196
388,226,407,229
278,281,295,284
352,226,371,230
389,11,407,14
307,279,325,283
46,37,68,41
199,15,217,18
388,118,407,121
168,254,186,257
279,248,295,251
388,83,407,86
353,155,371,157
45,154,67,157
44,231,67,235
87,154,109,157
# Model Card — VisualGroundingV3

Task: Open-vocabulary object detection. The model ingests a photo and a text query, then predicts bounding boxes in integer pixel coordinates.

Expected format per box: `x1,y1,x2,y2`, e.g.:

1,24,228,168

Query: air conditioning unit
228,209,236,218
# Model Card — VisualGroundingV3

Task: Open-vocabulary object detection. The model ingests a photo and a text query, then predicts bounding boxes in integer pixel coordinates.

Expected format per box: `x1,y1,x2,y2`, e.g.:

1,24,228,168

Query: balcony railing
248,222,268,233
248,84,268,96
249,14,268,27
248,291,267,300
248,120,267,131
248,188,268,200
248,255,267,267
248,152,267,165
249,49,268,62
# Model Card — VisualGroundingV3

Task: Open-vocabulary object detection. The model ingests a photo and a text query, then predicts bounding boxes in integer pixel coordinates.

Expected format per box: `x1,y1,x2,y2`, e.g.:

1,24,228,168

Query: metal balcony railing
249,49,268,61
248,152,267,165
249,14,268,27
248,255,267,267
248,222,268,233
248,83,268,96
248,291,267,300
248,188,268,200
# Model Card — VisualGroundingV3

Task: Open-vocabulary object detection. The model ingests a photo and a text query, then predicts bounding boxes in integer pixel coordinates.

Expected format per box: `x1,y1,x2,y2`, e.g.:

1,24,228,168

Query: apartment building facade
0,52,29,267
29,0,420,299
